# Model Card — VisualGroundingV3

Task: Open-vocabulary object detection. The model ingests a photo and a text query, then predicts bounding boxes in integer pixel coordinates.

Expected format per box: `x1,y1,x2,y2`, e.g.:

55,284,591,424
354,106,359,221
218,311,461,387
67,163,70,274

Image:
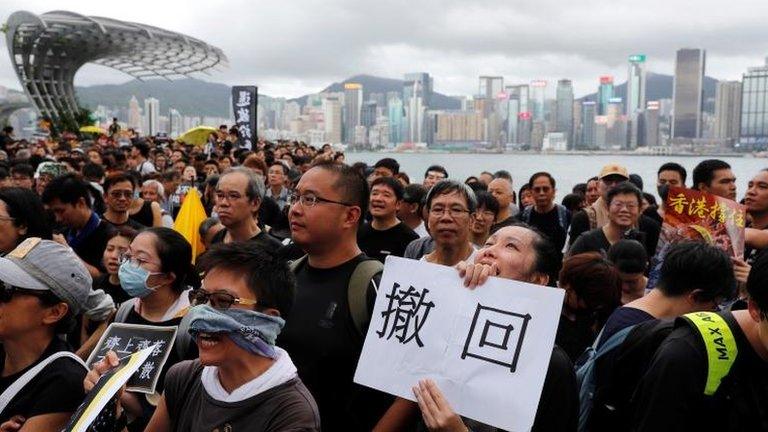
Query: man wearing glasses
209,167,282,251
278,162,391,431
421,180,479,266
568,163,660,257
102,173,145,230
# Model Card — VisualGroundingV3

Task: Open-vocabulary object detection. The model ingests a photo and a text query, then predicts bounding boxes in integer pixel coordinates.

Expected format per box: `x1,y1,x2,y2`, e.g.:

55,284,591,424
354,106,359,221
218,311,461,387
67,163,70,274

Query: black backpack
588,312,739,432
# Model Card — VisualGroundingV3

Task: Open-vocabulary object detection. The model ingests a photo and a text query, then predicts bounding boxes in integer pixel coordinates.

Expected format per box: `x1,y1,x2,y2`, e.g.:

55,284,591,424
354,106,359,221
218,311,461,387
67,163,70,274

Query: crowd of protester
0,123,767,431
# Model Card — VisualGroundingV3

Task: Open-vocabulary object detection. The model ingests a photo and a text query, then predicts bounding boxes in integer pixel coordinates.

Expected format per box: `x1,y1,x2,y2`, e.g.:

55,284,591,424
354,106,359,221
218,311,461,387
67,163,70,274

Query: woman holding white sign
376,225,578,432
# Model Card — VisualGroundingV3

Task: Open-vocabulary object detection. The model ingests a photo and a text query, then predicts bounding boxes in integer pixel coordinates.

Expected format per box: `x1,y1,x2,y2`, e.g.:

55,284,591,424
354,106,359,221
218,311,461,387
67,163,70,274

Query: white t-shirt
420,245,478,265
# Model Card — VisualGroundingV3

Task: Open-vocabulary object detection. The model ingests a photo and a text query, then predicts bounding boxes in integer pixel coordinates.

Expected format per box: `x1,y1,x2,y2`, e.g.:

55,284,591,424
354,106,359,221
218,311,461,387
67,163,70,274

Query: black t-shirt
0,338,87,423
357,221,419,263
70,220,115,273
259,196,288,231
490,215,518,234
130,200,155,228
277,254,391,431
462,345,578,432
598,306,655,349
120,307,198,431
556,314,597,362
568,212,660,259
93,274,131,305
103,216,145,232
527,206,569,252
631,312,768,431
210,229,283,252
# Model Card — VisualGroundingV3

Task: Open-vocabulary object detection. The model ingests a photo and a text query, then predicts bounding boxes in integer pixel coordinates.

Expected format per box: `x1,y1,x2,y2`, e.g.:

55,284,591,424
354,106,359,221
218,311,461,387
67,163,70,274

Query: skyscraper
479,76,504,145
323,97,342,143
714,81,742,146
627,55,647,115
403,73,432,143
403,73,433,108
597,76,614,115
128,96,141,130
143,97,159,136
387,96,404,145
343,83,363,143
555,79,574,147
581,101,597,149
169,108,182,138
672,48,706,139
739,60,768,149
645,101,660,147
530,80,547,122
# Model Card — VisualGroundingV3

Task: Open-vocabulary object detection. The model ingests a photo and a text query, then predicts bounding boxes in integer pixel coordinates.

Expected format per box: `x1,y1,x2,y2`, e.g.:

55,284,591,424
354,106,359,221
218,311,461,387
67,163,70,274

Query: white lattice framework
5,10,228,125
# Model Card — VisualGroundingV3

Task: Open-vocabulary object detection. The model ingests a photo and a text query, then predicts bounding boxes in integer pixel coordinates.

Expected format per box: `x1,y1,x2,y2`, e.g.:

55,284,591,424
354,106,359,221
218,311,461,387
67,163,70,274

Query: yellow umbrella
173,188,207,262
178,126,219,146
79,125,107,134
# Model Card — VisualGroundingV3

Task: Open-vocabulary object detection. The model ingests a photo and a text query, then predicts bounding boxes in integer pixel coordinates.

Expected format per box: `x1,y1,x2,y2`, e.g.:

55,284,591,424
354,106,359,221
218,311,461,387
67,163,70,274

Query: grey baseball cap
0,238,91,314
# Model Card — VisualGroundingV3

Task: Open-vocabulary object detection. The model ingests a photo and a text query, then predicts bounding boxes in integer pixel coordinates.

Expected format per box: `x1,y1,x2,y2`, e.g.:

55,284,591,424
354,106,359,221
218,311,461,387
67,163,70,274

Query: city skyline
1,0,768,99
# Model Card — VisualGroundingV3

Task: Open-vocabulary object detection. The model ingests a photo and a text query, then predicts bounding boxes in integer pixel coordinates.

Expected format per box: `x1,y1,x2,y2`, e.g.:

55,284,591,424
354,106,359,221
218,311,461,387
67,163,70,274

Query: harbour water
347,152,768,201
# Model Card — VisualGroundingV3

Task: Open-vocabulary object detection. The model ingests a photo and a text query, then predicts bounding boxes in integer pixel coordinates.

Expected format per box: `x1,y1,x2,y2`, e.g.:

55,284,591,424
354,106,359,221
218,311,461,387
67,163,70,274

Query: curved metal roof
5,10,228,128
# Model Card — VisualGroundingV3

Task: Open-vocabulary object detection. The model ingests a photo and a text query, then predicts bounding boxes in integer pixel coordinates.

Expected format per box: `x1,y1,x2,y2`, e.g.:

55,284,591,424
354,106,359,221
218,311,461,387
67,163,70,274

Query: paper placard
65,346,155,432
85,323,177,394
354,256,564,432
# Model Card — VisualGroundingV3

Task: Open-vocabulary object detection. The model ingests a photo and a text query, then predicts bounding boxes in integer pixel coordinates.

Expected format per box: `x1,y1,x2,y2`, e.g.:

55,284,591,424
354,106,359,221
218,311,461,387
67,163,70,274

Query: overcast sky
1,0,767,99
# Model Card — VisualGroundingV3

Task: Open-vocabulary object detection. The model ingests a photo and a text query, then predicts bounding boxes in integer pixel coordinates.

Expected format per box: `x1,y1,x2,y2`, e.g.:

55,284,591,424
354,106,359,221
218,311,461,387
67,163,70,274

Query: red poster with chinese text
661,186,746,258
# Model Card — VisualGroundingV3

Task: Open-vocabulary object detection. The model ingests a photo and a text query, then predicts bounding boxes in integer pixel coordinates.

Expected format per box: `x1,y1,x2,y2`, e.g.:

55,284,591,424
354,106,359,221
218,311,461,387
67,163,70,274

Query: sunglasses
188,288,258,310
0,281,58,304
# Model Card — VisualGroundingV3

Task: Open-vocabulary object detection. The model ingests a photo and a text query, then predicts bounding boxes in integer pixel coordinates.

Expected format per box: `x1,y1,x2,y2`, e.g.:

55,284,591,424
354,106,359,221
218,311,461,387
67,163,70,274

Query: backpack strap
556,204,569,232
521,206,532,224
289,255,308,273
114,298,137,323
683,312,738,396
586,206,597,230
0,351,87,414
348,259,383,337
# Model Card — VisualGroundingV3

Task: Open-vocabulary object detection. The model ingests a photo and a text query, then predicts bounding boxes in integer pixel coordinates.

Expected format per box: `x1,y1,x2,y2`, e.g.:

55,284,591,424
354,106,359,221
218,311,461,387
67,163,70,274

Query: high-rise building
505,86,521,144
572,101,582,149
645,101,660,147
403,73,432,144
323,97,342,143
581,101,597,149
555,79,574,146
672,48,706,139
387,96,404,145
739,60,768,149
597,76,614,115
478,76,504,146
361,101,377,128
531,80,547,121
343,83,363,143
627,55,647,115
169,108,182,138
713,81,742,146
143,97,159,136
128,96,141,130
404,73,433,108
479,76,504,101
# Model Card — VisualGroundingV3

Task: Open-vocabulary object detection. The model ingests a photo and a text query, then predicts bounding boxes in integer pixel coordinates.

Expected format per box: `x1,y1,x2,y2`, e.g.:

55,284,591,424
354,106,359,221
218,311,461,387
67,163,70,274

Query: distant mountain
290,74,462,110
76,78,238,118
580,72,718,103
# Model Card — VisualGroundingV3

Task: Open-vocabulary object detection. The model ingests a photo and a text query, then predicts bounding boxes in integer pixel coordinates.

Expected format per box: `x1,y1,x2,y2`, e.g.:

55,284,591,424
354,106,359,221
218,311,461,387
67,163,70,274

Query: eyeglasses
119,252,160,269
0,281,56,304
610,201,639,211
189,288,258,310
109,190,134,199
430,206,471,218
287,192,352,208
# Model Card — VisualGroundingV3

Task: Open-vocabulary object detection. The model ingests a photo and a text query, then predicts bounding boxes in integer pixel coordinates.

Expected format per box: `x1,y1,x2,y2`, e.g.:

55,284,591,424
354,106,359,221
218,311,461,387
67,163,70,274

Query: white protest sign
354,256,564,432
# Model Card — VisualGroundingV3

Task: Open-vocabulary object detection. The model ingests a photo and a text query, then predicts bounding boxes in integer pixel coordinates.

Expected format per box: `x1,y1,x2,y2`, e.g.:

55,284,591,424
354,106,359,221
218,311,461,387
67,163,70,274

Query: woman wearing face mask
85,243,320,432
81,227,199,431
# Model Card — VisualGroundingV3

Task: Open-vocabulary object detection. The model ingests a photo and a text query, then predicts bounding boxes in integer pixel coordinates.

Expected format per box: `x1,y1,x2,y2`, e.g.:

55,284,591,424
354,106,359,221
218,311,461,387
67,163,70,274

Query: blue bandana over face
187,304,285,358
